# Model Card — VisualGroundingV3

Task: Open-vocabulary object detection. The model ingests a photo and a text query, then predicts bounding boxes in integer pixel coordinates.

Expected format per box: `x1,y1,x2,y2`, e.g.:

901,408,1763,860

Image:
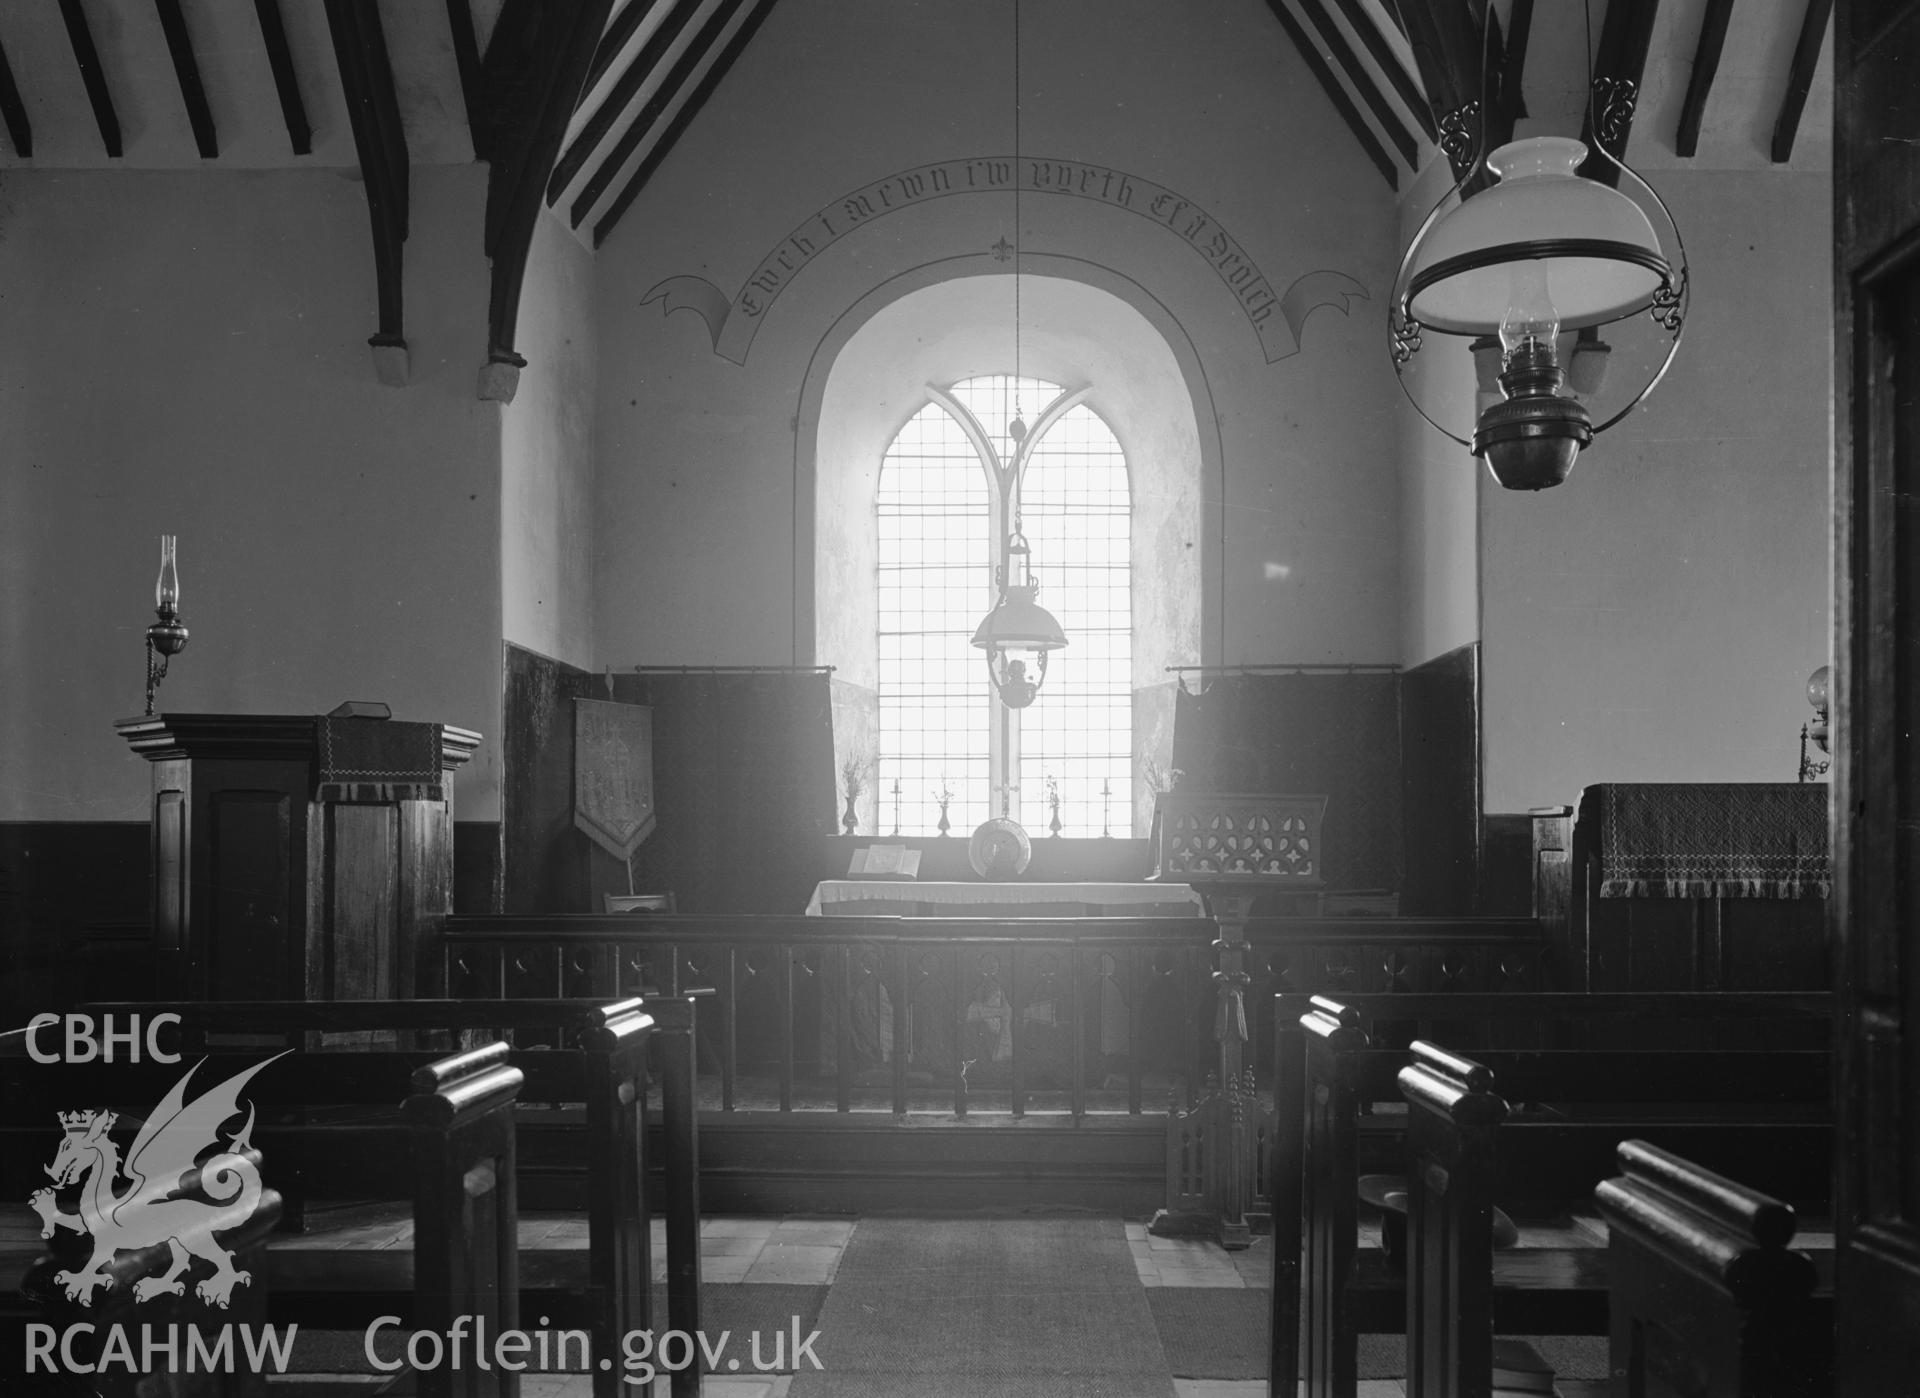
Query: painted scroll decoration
643,157,1367,366
574,698,656,861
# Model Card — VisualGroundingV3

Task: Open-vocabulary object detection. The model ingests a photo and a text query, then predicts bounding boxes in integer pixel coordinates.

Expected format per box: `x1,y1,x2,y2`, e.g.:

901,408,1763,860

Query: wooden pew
404,1040,526,1398
1398,1040,1834,1398
1595,1140,1829,1397
1269,991,1833,1398
643,992,703,1373
20,997,688,1398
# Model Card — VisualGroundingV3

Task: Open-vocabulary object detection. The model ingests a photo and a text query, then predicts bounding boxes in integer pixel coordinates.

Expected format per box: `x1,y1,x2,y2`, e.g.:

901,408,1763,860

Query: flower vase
1049,806,1062,837
842,792,859,836
936,803,951,836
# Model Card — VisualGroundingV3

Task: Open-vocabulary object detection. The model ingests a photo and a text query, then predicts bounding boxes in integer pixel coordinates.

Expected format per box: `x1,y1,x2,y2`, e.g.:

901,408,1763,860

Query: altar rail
438,914,1546,1117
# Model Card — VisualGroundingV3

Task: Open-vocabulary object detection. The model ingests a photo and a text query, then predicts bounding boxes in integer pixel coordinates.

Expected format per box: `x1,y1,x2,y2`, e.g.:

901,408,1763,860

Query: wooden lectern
1150,790,1328,1249
115,713,480,1001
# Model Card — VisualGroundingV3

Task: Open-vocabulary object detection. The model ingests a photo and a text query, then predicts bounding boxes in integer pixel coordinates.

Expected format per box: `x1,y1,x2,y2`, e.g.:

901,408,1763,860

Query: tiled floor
664,1216,854,1284
1126,1220,1271,1287
246,1209,854,1286
6,1207,1603,1396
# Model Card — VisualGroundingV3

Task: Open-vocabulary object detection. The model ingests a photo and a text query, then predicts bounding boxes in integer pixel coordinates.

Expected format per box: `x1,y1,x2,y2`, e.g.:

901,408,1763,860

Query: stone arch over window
805,265,1210,836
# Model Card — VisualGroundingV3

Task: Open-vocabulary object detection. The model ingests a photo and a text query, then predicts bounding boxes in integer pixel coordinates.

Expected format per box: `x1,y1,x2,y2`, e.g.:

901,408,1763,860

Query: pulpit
115,713,480,1001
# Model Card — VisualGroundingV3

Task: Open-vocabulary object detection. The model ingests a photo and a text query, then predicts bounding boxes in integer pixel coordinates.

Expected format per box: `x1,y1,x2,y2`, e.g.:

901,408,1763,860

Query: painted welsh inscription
642,156,1366,366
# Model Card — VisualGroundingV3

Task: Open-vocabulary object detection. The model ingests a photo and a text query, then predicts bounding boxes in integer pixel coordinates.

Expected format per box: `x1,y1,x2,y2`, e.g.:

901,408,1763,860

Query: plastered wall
0,166,507,821
1478,168,1833,811
591,0,1404,672
502,208,599,673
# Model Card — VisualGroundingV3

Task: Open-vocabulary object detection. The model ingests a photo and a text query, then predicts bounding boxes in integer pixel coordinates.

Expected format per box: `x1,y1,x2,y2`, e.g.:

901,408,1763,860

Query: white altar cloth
804,880,1205,917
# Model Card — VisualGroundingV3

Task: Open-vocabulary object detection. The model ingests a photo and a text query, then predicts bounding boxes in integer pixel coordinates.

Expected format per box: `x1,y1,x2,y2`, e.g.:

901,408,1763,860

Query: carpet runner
788,1215,1176,1397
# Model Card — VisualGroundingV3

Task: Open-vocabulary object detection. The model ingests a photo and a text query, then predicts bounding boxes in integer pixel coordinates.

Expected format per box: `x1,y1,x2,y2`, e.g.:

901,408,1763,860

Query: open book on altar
847,844,921,879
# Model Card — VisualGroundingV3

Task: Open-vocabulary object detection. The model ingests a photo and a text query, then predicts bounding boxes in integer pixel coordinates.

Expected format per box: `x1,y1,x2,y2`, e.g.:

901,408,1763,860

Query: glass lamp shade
1807,664,1831,754
155,534,180,615
1406,138,1670,335
1806,665,1831,712
972,582,1067,709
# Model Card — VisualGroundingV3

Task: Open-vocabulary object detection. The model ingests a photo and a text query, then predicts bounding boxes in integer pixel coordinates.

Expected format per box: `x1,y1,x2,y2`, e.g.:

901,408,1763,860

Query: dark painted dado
0,821,150,1016
1478,812,1534,916
2,818,504,1016
503,644,605,913
454,820,503,914
1399,643,1481,915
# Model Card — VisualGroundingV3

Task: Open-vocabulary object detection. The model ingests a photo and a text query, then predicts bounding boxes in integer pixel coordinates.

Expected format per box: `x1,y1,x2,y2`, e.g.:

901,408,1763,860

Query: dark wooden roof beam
325,0,411,386
1331,0,1434,138
476,0,618,401
1267,0,1399,191
1390,0,1485,182
1391,0,1480,123
58,0,121,157
445,0,486,158
155,0,217,158
1493,0,1532,141
0,37,31,157
1676,0,1734,158
1772,0,1832,163
1580,0,1661,184
592,0,778,246
585,0,668,95
549,0,702,207
254,0,311,155
1298,0,1422,168
569,0,754,226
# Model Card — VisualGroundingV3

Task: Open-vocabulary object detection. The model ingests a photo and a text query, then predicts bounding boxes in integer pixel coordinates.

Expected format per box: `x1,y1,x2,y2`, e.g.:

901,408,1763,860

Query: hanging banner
573,699,656,860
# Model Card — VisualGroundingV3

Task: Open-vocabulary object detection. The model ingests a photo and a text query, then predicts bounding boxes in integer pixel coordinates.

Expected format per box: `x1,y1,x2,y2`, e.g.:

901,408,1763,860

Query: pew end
1596,1140,1831,1397
1400,1042,1511,1398
1269,991,1836,1398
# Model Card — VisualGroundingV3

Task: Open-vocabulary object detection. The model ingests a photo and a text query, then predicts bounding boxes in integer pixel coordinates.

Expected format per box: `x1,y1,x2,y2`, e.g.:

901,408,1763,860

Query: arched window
877,375,1133,836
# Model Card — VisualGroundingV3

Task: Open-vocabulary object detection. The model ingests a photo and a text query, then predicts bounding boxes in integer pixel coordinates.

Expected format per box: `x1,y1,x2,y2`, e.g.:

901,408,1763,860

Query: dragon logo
29,1053,287,1309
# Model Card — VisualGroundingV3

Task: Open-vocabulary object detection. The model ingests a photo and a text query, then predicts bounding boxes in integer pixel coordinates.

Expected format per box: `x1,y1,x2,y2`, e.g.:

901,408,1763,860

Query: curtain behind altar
1169,672,1403,892
614,671,837,913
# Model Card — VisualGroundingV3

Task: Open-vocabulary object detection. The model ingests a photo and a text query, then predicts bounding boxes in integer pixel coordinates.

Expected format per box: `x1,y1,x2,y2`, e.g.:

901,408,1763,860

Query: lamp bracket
1389,312,1425,367
1436,101,1482,182
1590,76,1639,157
1798,724,1831,783
1649,267,1687,334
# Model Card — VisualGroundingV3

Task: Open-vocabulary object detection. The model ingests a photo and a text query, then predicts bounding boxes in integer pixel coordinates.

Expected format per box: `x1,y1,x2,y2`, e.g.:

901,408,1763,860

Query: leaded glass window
876,376,1133,836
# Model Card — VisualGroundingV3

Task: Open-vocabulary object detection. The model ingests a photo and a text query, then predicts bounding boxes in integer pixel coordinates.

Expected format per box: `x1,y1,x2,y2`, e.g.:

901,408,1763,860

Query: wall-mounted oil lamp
144,535,189,716
1798,664,1830,783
